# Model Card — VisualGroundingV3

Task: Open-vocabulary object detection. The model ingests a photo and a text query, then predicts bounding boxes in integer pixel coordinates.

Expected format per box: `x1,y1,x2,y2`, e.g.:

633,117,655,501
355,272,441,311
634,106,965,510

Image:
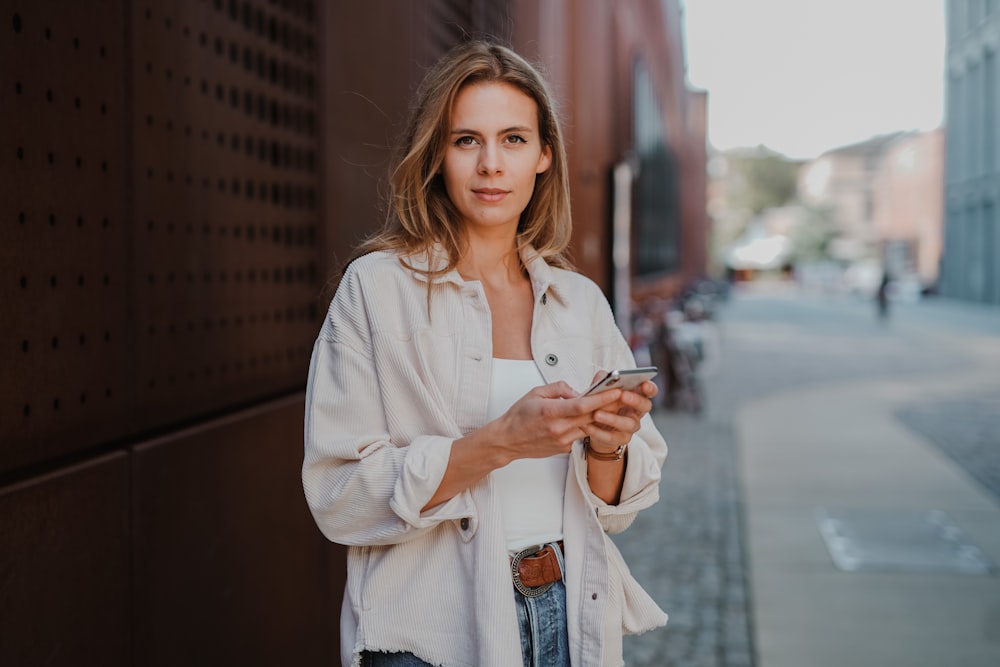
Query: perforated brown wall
1,0,321,475
129,1,320,428
2,1,131,472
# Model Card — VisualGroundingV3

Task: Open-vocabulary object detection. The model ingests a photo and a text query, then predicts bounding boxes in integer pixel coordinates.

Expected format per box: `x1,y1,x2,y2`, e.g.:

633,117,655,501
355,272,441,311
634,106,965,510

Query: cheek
441,154,470,189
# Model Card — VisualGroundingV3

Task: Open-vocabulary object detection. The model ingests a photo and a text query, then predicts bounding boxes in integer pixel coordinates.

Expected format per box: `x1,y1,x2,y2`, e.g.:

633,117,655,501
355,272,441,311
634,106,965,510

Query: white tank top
487,358,568,554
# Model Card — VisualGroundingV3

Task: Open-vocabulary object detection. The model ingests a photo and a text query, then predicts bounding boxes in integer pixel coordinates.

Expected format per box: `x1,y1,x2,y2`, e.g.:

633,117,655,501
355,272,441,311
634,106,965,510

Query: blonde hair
349,39,574,278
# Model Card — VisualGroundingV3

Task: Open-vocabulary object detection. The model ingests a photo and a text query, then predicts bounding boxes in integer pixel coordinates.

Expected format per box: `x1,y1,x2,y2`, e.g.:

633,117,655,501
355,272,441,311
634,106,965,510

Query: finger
580,424,628,452
534,381,581,400
575,388,624,412
638,380,659,399
592,409,640,434
619,388,653,415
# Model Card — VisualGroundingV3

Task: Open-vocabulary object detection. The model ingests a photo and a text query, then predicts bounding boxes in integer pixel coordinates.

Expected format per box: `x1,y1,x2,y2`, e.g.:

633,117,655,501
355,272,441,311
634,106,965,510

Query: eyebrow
450,126,536,136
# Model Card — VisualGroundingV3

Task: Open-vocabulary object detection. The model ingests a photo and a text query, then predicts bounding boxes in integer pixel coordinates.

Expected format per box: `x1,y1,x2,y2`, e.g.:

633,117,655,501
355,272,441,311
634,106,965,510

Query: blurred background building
711,129,946,300
940,0,1000,305
0,1,707,663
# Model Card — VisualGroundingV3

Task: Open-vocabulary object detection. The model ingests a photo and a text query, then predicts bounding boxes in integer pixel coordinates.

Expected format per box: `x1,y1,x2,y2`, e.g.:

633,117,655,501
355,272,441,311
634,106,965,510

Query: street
616,283,1000,667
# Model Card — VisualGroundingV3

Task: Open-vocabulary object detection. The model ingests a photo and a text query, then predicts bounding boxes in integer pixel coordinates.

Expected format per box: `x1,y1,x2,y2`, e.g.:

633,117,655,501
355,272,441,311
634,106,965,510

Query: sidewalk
617,289,1000,667
736,293,1000,666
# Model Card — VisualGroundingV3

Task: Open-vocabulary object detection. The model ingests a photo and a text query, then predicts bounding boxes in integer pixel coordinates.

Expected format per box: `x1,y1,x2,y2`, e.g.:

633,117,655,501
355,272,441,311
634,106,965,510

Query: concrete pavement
740,376,1000,666
736,288,1000,666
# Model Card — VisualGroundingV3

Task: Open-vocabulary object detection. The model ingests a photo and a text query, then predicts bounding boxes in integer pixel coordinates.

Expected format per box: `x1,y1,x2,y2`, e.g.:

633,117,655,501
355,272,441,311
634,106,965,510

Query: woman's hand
423,376,655,510
580,374,658,457
422,380,624,510
492,381,625,462
580,372,658,504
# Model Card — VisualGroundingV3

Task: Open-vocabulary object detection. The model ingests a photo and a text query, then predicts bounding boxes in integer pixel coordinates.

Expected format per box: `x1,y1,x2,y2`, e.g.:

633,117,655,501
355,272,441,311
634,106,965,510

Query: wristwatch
584,438,628,461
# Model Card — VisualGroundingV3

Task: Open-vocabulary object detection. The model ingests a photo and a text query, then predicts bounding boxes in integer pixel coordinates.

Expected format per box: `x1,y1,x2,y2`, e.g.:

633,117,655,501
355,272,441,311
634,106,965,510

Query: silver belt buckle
511,544,554,598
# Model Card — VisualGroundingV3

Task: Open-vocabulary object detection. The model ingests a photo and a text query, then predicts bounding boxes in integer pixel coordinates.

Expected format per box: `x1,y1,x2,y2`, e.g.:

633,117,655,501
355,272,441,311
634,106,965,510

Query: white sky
681,0,947,159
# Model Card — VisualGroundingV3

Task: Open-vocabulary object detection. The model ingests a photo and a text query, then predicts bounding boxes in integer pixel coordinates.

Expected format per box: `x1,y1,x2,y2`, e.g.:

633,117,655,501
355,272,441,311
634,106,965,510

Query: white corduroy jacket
303,246,668,667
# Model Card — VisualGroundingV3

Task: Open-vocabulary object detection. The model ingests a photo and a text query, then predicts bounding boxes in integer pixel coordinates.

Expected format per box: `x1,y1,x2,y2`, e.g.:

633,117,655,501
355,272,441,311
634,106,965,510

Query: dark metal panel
129,0,322,428
319,0,423,284
0,452,130,666
131,395,342,665
0,1,133,472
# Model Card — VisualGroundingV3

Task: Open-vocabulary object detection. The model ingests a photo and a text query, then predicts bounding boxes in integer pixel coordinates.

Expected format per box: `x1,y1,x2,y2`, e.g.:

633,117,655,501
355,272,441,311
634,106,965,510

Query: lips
472,187,509,202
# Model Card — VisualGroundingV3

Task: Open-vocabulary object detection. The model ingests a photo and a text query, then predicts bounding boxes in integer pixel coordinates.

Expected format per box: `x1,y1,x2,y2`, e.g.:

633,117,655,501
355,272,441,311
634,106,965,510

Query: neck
456,231,523,283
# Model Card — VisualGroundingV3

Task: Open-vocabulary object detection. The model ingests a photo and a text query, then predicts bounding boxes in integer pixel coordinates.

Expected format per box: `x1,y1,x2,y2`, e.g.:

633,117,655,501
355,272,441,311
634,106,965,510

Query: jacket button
592,593,598,600
460,518,470,530
541,293,547,304
545,354,558,366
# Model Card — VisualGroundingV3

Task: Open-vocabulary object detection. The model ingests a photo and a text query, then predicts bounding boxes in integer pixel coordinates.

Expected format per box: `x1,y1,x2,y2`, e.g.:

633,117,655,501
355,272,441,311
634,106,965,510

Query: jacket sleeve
301,263,476,547
578,283,668,534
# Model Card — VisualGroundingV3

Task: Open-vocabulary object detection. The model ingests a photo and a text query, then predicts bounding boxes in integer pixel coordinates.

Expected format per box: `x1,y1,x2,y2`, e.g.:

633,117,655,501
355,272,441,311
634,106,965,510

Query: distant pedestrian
876,270,891,320
302,40,667,667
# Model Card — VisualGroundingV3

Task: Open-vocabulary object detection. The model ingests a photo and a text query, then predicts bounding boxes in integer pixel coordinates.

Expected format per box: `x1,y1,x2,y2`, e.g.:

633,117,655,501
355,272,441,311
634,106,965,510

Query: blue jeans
514,578,571,667
361,579,570,667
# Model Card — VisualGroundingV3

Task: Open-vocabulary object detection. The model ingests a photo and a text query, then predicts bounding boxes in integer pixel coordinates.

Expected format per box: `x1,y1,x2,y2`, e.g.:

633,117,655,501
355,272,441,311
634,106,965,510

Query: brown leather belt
511,542,563,597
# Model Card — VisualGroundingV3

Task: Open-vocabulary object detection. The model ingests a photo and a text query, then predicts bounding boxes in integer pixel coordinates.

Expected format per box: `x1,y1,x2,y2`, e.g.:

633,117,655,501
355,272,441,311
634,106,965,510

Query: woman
303,40,668,667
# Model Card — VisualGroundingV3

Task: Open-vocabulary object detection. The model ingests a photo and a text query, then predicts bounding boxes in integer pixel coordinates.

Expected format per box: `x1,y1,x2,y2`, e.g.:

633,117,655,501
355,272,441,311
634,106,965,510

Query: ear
536,144,552,174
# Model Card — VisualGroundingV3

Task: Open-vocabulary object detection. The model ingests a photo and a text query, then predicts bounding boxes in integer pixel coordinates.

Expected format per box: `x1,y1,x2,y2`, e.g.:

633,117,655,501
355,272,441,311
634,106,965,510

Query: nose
477,142,503,175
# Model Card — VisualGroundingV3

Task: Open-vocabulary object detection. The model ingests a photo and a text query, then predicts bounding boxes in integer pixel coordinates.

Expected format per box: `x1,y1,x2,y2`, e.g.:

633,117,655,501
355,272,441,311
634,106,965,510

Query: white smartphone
583,367,658,395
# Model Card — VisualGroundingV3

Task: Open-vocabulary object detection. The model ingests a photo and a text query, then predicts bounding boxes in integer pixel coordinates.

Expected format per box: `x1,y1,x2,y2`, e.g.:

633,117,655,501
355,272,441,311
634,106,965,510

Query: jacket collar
402,243,565,305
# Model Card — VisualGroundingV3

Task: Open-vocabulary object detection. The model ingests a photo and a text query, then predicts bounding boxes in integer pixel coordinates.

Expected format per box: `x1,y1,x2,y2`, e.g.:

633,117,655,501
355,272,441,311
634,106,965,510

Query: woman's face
442,81,552,237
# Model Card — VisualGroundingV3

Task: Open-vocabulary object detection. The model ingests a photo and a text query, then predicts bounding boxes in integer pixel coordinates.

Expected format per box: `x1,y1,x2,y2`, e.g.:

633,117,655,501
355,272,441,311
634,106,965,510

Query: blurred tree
730,151,800,214
790,203,839,261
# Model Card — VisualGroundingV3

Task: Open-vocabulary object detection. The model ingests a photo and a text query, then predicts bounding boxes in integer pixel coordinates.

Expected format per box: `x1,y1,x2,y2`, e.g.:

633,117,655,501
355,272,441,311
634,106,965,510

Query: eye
505,134,527,144
454,136,478,146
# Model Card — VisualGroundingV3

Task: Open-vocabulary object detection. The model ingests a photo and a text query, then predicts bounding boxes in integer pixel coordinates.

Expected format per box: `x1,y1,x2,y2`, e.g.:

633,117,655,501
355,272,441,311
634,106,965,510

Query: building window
632,60,680,276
